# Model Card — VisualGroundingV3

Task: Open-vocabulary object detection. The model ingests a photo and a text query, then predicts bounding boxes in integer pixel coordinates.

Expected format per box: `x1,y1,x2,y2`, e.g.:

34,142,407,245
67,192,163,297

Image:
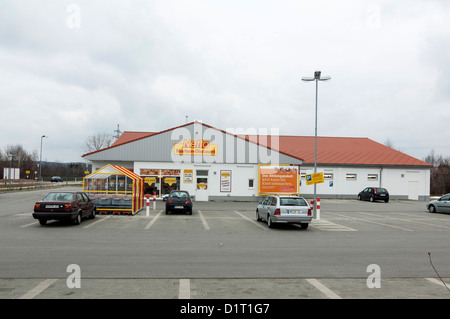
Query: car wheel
384,198,389,203
300,223,309,230
358,195,362,200
267,215,274,228
429,205,436,213
187,208,192,215
370,196,374,202
89,208,96,219
73,213,82,225
256,210,262,222
165,208,170,215
39,219,47,226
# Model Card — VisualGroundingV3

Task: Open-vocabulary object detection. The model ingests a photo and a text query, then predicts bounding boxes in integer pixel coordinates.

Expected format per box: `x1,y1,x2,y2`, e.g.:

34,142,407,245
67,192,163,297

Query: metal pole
39,137,43,187
39,135,46,187
313,78,318,219
9,154,12,191
302,71,330,221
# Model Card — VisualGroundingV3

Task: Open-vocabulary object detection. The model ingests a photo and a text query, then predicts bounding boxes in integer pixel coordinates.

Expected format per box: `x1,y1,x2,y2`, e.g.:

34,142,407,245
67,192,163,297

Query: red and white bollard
153,192,156,210
316,197,321,220
310,197,321,220
145,194,151,217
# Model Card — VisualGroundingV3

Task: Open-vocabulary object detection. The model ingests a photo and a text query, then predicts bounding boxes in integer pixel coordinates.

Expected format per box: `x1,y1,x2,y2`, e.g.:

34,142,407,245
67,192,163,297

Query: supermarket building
82,121,432,201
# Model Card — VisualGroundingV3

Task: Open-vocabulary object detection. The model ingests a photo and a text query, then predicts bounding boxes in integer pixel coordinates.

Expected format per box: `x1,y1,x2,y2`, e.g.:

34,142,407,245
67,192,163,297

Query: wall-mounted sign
220,170,231,192
184,169,193,183
173,139,218,156
258,164,299,195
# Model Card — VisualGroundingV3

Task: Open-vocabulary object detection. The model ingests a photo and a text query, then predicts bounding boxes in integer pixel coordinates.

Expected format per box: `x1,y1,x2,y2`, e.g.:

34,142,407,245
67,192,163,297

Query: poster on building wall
184,169,193,183
258,164,299,195
220,170,231,192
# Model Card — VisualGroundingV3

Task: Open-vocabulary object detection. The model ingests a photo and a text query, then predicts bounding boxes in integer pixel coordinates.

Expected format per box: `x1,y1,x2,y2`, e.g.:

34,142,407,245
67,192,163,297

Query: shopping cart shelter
83,164,144,214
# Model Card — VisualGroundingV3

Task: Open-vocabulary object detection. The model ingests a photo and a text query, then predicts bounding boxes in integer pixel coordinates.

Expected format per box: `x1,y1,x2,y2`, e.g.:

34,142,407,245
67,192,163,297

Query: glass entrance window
162,176,180,194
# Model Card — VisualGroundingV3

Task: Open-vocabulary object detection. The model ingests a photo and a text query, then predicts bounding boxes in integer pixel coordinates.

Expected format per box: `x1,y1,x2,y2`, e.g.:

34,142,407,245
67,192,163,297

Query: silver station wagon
256,195,312,229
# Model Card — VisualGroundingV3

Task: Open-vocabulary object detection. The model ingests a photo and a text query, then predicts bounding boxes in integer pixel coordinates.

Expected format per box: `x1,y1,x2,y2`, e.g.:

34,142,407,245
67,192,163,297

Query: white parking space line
233,211,268,230
198,210,210,230
359,212,450,230
18,278,58,299
83,215,111,228
20,221,38,228
328,212,414,231
310,219,357,231
144,210,163,229
178,279,191,299
306,279,342,299
426,277,450,290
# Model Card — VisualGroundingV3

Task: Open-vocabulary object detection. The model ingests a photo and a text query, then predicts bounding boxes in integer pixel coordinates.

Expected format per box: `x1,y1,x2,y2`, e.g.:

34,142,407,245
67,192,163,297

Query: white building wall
134,161,260,200
299,166,430,200
90,160,429,201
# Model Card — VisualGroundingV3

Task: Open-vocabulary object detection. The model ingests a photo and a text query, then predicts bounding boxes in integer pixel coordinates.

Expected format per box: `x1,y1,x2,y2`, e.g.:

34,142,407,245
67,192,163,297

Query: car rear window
42,193,74,202
280,197,307,206
376,188,388,193
170,191,189,198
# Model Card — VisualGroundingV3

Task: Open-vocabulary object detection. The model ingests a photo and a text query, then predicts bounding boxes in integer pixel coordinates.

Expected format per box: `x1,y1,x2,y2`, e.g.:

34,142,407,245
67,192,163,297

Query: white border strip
178,279,191,299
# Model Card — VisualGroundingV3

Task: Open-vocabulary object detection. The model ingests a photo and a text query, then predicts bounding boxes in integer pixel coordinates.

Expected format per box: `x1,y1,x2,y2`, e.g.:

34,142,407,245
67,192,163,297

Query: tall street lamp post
39,135,48,187
302,71,331,219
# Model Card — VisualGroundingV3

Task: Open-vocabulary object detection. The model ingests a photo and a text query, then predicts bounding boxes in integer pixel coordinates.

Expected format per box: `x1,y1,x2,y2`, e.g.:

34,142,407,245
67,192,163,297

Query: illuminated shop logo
173,139,218,156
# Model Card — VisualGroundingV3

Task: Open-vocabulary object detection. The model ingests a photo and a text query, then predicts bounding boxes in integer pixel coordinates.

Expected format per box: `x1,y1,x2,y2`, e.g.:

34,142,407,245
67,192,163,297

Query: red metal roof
260,136,431,167
84,123,431,167
111,131,156,147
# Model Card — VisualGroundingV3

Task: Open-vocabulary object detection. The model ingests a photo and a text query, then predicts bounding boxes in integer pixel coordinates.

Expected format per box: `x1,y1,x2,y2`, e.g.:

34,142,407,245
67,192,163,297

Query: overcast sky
1,0,449,163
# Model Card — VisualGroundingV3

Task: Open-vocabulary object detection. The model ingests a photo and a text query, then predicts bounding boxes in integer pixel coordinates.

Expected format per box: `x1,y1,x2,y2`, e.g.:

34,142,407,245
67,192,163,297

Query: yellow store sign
173,139,218,156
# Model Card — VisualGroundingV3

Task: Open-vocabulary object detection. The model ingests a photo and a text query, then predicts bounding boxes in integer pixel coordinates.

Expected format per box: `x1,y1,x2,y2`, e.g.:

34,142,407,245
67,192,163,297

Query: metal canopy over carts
83,164,144,215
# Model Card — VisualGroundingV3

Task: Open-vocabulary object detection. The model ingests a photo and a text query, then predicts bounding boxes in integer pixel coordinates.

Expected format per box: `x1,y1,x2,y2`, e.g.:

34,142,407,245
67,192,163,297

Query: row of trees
423,151,450,196
1,133,113,181
0,144,88,181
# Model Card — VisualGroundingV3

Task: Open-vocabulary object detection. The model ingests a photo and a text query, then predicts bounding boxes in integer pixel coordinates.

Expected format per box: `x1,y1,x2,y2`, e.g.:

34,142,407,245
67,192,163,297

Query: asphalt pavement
1,186,450,300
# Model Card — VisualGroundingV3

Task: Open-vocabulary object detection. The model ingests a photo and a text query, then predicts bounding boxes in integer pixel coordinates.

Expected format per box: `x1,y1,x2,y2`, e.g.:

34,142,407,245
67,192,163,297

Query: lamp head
314,71,321,79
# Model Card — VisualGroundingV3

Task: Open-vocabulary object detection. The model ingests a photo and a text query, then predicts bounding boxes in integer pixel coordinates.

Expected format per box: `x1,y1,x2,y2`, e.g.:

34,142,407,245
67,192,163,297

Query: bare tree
384,138,403,152
84,133,114,152
424,150,450,195
1,144,39,179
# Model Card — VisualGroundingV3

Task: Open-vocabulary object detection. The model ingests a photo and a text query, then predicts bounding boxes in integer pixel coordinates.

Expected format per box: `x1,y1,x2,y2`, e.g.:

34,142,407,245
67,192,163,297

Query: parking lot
1,188,450,299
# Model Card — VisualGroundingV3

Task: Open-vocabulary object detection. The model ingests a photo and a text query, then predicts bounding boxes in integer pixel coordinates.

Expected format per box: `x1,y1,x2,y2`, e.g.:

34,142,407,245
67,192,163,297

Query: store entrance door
196,170,209,201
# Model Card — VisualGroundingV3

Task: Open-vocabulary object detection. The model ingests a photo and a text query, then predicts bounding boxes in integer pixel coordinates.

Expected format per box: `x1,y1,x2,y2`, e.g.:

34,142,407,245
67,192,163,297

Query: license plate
380,194,386,196
174,206,184,209
288,210,300,214
46,205,59,209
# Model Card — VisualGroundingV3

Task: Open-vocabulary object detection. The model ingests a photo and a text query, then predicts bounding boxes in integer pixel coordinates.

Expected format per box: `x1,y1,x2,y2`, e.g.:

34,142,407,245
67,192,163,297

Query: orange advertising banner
258,164,299,195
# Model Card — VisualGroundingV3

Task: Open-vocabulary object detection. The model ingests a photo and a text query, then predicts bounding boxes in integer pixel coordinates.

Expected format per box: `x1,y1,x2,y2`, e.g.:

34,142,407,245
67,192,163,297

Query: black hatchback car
165,190,193,215
358,187,389,203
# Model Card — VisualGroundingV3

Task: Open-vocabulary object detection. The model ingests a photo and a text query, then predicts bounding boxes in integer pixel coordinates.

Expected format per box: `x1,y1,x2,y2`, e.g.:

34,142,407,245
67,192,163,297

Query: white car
256,195,312,229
